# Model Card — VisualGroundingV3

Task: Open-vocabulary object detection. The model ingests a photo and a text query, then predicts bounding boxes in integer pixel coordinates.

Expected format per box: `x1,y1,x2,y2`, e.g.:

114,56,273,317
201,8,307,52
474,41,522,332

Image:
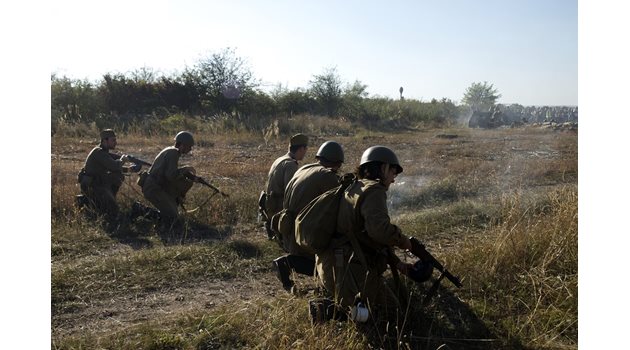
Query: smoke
457,108,473,126
387,175,432,215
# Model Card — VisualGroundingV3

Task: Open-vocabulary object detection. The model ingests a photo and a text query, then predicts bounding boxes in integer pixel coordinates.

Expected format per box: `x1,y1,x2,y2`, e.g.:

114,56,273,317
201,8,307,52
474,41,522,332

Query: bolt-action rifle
109,153,152,167
408,236,463,304
184,173,229,197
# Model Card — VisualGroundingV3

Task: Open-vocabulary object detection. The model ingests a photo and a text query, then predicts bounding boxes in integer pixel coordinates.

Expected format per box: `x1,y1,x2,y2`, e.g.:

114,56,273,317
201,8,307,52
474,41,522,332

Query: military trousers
83,185,119,219
316,246,401,320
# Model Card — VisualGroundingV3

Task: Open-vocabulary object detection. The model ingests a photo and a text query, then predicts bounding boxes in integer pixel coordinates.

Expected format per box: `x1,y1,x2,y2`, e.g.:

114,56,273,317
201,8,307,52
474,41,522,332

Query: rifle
408,236,463,304
184,173,229,198
109,153,152,167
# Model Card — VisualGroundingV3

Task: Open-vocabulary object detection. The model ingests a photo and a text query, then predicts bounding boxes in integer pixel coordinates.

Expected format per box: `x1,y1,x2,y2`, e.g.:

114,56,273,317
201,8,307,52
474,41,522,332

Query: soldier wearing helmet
272,141,344,292
77,129,142,221
261,133,309,241
316,145,413,322
141,131,197,225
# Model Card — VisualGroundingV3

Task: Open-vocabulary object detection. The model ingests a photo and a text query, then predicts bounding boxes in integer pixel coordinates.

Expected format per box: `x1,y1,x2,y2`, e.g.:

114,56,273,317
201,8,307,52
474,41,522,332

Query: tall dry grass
450,186,577,349
52,124,577,349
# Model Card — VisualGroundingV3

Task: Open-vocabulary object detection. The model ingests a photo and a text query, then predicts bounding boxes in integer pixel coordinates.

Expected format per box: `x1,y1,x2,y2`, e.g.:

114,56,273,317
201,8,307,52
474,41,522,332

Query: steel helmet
360,146,403,173
316,141,344,163
174,131,195,146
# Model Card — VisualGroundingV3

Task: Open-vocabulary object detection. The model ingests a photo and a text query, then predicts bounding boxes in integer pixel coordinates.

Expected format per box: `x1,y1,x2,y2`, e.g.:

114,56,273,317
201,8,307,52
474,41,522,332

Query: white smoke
387,175,432,215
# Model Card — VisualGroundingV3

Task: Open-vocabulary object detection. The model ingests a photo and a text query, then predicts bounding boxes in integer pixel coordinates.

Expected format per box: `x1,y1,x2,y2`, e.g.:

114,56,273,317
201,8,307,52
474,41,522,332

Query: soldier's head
289,133,308,161
174,131,195,154
100,129,117,150
316,141,344,171
357,146,403,190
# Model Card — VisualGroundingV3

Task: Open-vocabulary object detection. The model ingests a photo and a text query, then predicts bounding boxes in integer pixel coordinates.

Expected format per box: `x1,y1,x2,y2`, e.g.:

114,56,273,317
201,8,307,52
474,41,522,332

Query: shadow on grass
99,211,234,249
354,277,527,350
153,219,234,245
405,283,528,350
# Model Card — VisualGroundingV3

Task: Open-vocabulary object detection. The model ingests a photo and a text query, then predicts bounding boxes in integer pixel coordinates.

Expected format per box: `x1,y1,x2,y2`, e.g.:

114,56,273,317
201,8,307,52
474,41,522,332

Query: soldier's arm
321,171,341,193
163,150,181,182
96,150,124,172
361,189,407,248
282,161,298,191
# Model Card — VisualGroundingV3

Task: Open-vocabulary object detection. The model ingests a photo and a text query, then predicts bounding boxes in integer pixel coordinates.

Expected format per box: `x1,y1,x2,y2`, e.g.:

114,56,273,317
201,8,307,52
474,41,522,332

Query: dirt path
52,269,286,340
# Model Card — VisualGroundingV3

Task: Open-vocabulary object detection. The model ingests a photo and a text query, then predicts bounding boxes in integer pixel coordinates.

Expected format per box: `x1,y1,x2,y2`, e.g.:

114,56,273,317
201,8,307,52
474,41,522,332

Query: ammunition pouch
137,170,148,188
77,168,92,187
270,209,296,241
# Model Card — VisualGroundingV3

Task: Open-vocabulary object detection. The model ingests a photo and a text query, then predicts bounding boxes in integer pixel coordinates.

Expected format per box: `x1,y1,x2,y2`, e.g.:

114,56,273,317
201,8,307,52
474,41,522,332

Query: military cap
290,133,309,146
100,129,116,139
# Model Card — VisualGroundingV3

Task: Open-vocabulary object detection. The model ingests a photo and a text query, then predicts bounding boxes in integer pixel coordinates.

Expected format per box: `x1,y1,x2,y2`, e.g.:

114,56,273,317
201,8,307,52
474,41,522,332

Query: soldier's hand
131,163,142,173
181,165,196,176
120,154,130,163
398,236,412,251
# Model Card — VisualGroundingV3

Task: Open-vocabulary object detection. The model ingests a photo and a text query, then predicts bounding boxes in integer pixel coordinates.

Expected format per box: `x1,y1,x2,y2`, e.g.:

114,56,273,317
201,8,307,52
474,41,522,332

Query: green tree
308,67,343,118
51,74,102,123
340,80,368,120
461,81,501,112
193,48,259,115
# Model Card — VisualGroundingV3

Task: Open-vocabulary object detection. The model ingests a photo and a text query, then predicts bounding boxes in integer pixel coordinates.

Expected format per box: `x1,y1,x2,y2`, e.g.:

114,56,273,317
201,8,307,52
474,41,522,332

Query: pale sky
50,0,577,106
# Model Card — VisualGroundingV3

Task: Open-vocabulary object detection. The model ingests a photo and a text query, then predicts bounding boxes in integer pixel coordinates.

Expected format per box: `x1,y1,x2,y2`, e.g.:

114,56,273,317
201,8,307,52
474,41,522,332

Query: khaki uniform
264,152,299,218
80,146,125,218
283,163,339,255
142,146,193,221
316,179,407,312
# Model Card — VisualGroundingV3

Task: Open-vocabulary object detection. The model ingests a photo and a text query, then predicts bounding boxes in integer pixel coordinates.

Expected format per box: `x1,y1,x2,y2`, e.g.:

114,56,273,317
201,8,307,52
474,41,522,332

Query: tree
193,48,259,115
308,67,343,118
461,81,501,112
341,80,369,120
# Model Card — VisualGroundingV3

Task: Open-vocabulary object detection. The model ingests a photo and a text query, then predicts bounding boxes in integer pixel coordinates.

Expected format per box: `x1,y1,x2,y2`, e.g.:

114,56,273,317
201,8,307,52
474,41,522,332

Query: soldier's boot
130,201,144,220
272,256,294,292
75,195,88,209
308,298,347,325
130,201,161,221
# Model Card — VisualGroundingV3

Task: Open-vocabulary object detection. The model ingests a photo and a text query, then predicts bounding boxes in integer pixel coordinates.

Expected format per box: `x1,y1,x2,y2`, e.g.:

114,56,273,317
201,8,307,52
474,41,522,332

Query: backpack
294,173,355,255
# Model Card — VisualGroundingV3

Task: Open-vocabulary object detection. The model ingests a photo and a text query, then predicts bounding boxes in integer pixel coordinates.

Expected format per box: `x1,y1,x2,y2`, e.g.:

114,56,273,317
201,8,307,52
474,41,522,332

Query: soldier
77,129,142,221
141,131,196,226
261,133,309,240
273,141,344,292
316,146,414,323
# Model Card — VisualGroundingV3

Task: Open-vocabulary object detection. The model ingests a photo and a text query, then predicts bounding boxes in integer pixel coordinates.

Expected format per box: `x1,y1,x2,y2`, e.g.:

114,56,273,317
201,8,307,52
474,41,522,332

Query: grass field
51,123,577,349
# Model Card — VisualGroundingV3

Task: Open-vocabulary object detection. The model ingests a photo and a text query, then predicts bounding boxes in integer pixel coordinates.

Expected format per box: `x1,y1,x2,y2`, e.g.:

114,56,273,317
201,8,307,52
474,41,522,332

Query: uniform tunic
316,179,406,311
142,146,193,220
264,152,298,218
81,146,125,217
282,163,339,255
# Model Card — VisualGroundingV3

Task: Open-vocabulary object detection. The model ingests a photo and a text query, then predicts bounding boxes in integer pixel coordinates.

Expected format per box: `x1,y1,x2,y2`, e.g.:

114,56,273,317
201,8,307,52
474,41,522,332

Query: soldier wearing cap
141,131,197,225
262,133,309,241
272,141,344,292
77,129,142,220
316,145,414,323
